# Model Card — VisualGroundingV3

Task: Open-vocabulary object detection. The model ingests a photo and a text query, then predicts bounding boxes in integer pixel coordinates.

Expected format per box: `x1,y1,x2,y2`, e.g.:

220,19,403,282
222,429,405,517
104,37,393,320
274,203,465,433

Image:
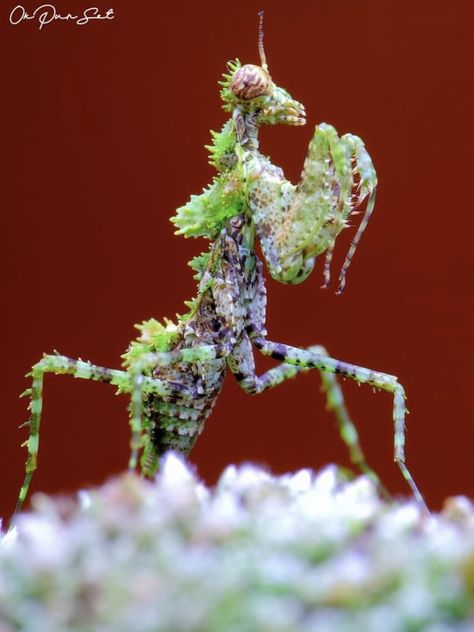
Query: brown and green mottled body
135,213,267,465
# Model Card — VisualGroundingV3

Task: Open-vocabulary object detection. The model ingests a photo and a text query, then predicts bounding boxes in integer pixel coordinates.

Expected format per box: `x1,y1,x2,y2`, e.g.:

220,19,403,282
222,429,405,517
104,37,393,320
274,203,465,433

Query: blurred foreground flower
1,453,474,631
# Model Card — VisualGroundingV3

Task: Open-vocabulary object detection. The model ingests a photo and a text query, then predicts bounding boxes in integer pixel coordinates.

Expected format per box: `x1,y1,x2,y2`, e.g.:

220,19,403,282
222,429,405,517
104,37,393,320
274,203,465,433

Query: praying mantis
15,13,427,515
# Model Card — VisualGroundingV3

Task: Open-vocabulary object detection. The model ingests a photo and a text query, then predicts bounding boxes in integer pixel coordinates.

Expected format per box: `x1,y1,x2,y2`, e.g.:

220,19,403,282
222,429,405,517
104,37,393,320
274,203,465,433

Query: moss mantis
15,13,427,515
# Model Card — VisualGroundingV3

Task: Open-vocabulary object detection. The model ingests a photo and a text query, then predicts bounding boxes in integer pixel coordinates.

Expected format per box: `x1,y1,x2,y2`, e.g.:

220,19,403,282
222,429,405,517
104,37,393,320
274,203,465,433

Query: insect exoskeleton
230,64,273,100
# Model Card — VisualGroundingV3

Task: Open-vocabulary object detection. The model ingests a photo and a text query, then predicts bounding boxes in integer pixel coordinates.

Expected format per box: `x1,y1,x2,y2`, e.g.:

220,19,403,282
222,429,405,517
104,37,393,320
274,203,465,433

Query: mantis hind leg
15,354,129,516
252,336,428,512
15,353,174,517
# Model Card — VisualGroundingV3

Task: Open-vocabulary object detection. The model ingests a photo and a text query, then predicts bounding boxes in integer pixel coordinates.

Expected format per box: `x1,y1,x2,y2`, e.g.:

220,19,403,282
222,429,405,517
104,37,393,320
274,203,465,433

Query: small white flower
281,468,313,495
160,451,196,488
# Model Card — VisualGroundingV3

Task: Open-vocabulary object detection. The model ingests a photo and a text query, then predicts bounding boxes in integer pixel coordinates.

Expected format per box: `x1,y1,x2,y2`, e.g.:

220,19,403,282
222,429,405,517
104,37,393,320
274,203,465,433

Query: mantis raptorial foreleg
250,124,377,293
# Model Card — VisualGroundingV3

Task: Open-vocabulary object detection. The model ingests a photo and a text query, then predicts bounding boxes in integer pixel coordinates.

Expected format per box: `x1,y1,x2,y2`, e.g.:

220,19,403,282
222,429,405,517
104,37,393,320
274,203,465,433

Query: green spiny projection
170,168,244,239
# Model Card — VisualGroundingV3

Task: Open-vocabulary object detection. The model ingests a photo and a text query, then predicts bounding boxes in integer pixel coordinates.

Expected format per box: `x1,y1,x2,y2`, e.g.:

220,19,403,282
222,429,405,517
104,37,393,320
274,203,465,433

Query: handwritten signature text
9,4,115,29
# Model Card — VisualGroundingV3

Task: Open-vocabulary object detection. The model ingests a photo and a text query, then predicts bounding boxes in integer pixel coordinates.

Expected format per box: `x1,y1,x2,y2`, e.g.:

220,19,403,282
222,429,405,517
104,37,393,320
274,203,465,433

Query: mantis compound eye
231,64,272,100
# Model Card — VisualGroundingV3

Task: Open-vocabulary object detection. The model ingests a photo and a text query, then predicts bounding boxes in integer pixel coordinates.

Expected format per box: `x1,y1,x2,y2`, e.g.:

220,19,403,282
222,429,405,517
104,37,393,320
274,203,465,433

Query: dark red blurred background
1,0,473,522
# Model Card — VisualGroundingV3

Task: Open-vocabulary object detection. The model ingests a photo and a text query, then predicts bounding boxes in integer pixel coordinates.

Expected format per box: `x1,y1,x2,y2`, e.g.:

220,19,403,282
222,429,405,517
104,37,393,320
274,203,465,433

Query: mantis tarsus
15,13,427,515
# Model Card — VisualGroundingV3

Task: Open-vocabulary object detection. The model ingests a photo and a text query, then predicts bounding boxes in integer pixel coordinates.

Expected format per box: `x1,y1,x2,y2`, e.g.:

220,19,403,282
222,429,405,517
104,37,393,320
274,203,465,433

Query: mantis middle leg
228,336,388,495
249,336,428,512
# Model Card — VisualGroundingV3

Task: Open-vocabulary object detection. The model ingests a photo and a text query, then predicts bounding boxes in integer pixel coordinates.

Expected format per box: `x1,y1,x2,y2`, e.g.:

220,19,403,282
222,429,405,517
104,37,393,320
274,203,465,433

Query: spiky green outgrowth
171,114,243,240
188,251,211,280
171,113,242,241
122,318,181,370
170,170,244,239
205,120,237,172
218,59,241,112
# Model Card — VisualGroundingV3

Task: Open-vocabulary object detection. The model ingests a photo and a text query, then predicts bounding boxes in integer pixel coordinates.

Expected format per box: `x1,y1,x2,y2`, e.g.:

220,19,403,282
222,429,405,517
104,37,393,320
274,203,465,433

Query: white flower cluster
1,454,474,632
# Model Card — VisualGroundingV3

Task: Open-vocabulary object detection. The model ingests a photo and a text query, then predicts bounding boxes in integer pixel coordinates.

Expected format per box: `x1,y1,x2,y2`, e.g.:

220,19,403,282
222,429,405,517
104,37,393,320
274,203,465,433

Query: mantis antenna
258,11,268,71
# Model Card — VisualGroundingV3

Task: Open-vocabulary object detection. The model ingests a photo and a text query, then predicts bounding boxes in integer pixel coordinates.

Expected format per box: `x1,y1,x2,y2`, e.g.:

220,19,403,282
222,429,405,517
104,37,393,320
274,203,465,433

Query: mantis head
219,12,306,127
